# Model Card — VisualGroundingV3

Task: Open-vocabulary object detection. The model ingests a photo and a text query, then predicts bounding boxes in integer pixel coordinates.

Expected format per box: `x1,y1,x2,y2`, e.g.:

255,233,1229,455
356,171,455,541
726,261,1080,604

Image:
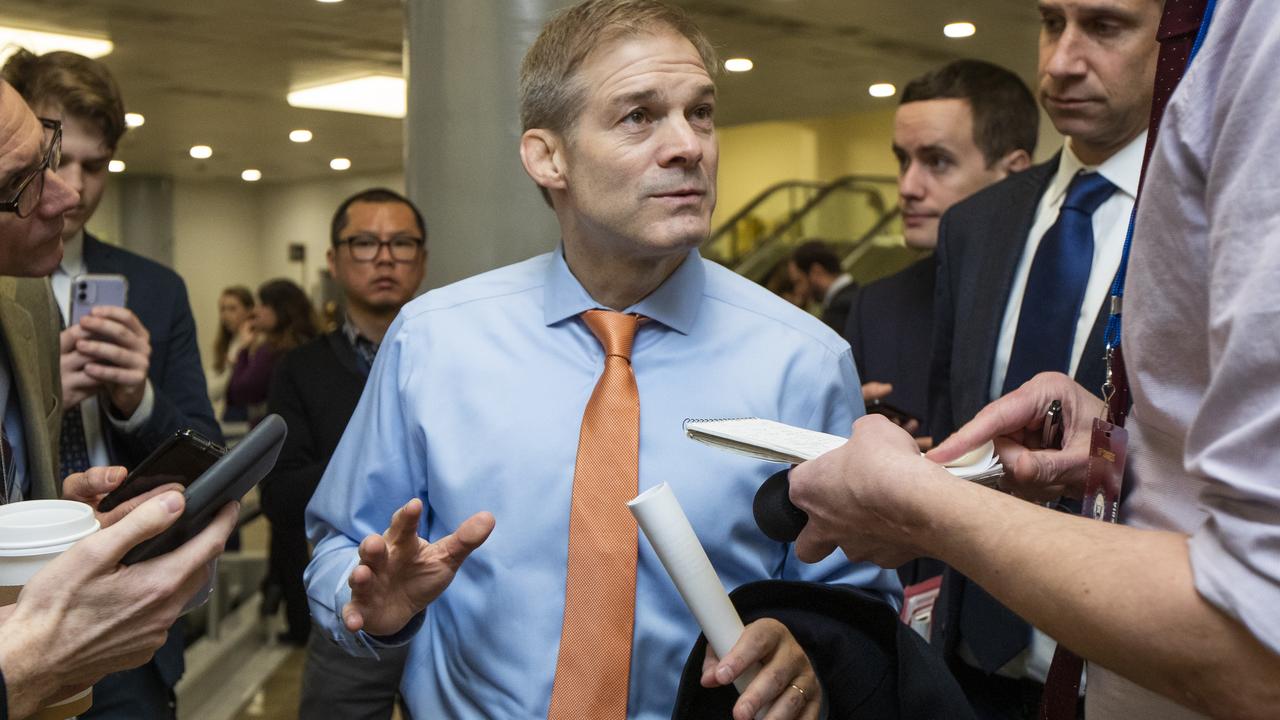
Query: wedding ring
788,682,806,699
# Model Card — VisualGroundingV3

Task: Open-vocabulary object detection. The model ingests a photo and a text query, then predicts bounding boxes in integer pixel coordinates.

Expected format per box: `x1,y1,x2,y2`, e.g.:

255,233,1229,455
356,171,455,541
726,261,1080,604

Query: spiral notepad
683,417,1004,487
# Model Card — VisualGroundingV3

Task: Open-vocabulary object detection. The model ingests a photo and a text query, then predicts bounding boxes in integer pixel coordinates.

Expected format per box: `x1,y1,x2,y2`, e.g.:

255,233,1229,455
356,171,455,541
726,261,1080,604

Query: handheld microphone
752,468,808,542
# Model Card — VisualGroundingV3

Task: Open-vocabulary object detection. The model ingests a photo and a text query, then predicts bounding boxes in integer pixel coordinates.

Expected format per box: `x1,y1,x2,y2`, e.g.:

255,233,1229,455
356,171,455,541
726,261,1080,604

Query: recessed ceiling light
868,83,897,98
288,75,406,119
944,22,977,38
289,129,313,143
0,26,113,65
124,113,145,128
241,169,262,182
190,145,213,159
724,58,754,73
316,0,343,3
329,157,351,171
108,160,125,173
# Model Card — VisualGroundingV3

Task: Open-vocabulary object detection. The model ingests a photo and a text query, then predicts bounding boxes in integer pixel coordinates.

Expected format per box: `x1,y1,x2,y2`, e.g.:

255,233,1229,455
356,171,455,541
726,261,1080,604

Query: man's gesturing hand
343,499,495,637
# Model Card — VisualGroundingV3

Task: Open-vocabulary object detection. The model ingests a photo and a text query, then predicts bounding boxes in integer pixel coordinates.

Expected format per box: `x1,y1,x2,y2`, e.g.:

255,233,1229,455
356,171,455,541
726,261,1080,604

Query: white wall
254,172,404,290
172,179,264,369
167,171,403,370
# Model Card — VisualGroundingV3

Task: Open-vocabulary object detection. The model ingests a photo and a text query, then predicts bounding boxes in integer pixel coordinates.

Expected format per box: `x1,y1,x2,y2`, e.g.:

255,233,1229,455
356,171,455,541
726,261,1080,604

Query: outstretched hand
342,499,495,637
928,371,1104,501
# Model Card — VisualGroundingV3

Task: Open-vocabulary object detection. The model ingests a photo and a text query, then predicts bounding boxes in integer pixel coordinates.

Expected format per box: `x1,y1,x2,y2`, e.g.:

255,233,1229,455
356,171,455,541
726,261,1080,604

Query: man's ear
326,246,337,278
995,148,1033,177
520,128,568,192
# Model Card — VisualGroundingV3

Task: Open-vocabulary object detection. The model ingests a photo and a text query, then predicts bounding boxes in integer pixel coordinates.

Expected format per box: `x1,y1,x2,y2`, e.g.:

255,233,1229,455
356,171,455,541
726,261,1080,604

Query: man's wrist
105,381,154,431
0,627,59,720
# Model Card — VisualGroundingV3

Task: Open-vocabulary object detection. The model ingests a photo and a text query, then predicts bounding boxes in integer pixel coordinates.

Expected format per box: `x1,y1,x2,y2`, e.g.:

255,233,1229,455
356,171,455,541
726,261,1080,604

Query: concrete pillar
116,174,176,266
404,0,569,290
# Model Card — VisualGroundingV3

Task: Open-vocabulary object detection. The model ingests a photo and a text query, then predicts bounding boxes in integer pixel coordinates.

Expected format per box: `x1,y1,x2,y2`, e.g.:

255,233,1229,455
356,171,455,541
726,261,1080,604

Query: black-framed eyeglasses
335,234,425,262
1,119,62,219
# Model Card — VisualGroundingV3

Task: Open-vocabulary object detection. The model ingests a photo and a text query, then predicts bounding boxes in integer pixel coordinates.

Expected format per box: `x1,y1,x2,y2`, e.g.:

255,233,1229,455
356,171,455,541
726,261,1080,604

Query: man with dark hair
263,187,425,718
0,80,238,720
923,1,1162,716
846,59,1036,445
787,240,856,331
2,49,218,719
789,2,1280,718
304,1,899,718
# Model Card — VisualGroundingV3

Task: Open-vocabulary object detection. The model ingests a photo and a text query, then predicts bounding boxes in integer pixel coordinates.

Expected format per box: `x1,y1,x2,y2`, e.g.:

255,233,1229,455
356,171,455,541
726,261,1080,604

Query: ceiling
0,0,1044,183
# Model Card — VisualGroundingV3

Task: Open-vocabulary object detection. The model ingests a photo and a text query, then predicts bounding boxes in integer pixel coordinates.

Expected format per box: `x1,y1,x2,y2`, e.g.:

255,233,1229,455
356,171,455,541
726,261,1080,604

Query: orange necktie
547,310,642,719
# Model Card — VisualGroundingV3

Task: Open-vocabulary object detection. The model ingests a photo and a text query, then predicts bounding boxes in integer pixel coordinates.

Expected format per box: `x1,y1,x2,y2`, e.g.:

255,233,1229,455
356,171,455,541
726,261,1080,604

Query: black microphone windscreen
753,468,808,543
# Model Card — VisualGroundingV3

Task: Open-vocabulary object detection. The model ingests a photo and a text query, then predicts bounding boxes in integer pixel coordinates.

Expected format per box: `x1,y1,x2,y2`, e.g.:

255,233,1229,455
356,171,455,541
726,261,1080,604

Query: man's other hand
59,324,103,410
62,466,184,528
0,491,238,717
928,371,1103,501
342,499,495,638
861,382,922,436
701,618,822,720
75,305,152,418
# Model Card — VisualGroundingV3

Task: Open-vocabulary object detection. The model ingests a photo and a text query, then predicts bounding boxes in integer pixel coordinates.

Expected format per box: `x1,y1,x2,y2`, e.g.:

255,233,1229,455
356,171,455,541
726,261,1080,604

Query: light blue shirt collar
542,244,704,335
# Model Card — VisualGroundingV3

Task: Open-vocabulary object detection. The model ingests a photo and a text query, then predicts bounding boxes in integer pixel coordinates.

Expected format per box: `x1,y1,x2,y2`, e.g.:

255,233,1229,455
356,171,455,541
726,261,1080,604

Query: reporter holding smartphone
4,50,222,718
0,82,240,720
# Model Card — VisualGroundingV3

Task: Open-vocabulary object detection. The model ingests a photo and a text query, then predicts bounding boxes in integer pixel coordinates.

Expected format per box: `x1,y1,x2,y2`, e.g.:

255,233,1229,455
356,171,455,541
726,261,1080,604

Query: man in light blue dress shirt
304,2,901,719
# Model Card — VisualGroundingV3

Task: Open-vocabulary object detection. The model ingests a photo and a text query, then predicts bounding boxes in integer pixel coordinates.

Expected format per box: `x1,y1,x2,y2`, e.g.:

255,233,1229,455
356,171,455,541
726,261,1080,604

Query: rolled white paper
628,483,762,698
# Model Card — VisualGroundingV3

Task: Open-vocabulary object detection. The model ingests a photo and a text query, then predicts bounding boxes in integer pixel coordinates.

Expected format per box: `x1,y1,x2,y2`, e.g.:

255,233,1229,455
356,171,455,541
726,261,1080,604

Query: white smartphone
69,273,128,326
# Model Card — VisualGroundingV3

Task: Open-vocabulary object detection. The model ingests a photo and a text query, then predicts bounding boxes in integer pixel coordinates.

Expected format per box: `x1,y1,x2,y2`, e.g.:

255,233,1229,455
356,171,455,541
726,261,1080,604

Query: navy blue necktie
59,404,92,479
57,308,92,479
1002,172,1117,395
959,172,1118,676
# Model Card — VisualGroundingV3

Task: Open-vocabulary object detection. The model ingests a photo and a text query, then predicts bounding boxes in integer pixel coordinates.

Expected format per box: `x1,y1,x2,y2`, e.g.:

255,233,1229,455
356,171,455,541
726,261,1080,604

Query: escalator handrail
706,179,830,248
767,174,897,241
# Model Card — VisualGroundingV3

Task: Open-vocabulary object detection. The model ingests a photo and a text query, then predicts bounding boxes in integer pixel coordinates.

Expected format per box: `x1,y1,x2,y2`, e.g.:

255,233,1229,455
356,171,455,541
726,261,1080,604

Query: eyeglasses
335,234,425,262
1,119,62,218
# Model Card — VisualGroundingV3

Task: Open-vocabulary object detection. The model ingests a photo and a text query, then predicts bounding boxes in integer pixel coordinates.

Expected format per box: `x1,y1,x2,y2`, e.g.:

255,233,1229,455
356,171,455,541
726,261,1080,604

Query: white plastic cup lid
0,500,100,554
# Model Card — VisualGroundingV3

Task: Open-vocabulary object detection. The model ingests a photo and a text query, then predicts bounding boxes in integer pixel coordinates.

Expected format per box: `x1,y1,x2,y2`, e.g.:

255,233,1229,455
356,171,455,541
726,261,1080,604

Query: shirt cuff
105,381,154,431
320,555,423,659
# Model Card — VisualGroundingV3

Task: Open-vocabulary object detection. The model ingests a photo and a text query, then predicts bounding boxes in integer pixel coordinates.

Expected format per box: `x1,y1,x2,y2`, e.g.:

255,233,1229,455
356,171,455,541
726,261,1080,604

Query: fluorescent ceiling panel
0,26,113,63
287,75,406,119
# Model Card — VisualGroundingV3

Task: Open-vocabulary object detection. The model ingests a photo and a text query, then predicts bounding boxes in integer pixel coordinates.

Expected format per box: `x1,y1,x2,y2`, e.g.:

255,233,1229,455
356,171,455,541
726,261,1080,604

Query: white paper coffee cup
0,500,100,719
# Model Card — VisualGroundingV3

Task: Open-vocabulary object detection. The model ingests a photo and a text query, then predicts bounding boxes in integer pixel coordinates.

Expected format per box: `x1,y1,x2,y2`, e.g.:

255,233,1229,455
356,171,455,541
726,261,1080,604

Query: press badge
1082,419,1126,524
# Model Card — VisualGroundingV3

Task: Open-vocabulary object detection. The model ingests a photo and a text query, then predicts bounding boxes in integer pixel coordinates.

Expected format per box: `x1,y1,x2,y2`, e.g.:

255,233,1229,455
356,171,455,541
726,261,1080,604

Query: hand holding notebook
684,416,1004,487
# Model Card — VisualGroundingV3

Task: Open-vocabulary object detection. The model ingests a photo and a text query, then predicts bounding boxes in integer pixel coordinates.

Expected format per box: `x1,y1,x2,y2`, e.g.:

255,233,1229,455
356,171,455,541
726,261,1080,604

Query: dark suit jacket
80,232,219,694
82,232,221,463
926,157,1111,676
820,279,859,333
262,331,367,529
844,256,935,433
672,581,975,719
929,157,1109,444
0,277,61,500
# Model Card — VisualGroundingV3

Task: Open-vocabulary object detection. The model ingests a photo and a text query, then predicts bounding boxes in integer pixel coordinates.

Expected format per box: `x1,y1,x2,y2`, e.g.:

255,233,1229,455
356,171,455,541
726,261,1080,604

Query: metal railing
703,174,899,272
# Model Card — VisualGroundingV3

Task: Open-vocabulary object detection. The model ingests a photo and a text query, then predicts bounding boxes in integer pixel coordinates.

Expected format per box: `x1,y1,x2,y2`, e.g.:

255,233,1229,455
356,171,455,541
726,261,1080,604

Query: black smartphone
121,414,287,565
98,430,227,513
865,397,919,427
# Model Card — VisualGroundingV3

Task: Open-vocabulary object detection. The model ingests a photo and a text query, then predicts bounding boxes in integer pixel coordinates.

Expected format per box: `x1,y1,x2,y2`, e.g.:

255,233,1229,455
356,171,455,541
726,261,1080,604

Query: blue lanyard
1103,0,1219,351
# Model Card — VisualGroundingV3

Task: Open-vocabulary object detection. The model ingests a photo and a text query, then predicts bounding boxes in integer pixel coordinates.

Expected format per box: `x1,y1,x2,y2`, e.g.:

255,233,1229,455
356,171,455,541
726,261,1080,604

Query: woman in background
227,279,319,426
208,286,256,423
